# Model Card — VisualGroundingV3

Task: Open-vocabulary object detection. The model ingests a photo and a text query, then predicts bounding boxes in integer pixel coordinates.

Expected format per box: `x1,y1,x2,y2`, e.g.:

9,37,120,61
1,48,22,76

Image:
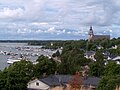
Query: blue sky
0,0,120,40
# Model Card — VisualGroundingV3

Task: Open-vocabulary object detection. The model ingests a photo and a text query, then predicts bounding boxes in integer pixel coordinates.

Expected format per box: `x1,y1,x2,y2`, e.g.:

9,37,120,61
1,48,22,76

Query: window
36,82,39,86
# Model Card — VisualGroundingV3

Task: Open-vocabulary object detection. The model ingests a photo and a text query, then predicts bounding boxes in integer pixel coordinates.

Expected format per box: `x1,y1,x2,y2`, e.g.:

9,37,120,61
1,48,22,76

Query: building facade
88,26,110,41
27,75,100,90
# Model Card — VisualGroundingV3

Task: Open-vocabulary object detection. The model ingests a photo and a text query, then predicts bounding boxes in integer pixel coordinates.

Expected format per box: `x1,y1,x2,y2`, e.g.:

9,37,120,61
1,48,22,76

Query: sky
0,0,120,40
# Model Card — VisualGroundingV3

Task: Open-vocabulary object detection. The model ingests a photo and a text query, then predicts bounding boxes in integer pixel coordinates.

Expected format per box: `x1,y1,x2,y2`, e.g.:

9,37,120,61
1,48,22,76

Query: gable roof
84,51,95,57
112,56,120,61
83,77,100,87
106,54,117,60
27,79,50,90
93,35,110,40
40,75,100,87
40,75,72,86
28,75,100,89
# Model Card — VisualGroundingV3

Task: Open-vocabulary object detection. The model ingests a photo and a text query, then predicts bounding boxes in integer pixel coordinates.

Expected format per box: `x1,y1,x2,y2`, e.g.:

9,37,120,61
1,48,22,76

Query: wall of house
27,80,50,90
63,84,96,90
84,54,95,61
50,86,63,90
115,86,120,90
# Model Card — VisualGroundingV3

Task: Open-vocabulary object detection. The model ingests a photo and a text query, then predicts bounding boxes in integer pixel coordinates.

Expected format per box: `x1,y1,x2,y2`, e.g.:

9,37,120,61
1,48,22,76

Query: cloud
0,8,24,19
43,27,66,35
1,0,120,25
0,0,120,39
32,22,48,26
17,28,32,34
35,30,44,34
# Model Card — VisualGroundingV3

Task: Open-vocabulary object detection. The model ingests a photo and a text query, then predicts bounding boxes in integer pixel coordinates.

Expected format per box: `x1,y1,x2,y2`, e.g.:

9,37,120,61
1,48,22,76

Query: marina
0,43,56,70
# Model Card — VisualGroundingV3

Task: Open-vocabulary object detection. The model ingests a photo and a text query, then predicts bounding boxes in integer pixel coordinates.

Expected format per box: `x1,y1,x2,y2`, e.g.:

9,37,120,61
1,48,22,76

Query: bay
0,43,54,70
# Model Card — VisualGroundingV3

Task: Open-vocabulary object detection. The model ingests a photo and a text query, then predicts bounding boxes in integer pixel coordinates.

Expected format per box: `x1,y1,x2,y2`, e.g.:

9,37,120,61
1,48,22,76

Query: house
27,75,100,90
27,75,72,90
96,45,103,50
68,73,100,90
84,51,96,61
41,75,71,89
112,56,120,61
27,79,50,90
106,54,117,60
83,77,100,90
111,45,118,49
104,54,120,65
115,86,120,90
88,26,110,42
112,56,120,64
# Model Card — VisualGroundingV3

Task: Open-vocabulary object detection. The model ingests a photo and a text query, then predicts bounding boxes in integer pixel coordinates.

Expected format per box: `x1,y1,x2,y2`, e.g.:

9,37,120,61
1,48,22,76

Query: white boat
7,58,22,64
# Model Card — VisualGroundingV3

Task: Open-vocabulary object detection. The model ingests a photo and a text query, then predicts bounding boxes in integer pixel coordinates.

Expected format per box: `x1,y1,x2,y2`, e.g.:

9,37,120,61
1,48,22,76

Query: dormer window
36,82,39,86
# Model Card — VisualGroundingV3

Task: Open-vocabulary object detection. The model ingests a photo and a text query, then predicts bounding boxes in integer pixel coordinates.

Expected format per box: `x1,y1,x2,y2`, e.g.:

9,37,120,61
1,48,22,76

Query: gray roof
84,51,95,56
40,75,72,86
109,55,117,59
40,75,100,87
83,77,100,86
93,35,110,40
103,52,110,57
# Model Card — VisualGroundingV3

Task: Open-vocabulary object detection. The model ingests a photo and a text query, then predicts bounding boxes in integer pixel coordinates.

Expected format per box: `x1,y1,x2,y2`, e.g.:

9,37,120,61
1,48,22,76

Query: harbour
0,42,55,70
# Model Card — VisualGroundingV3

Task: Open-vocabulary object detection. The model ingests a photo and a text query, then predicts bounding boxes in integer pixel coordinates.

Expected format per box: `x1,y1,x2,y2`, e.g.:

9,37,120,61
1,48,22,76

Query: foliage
33,55,57,78
89,62,104,77
103,61,120,76
108,48,120,56
88,50,105,77
0,60,33,90
94,50,106,65
99,39,110,49
97,75,120,90
87,42,96,51
97,62,120,90
58,47,91,74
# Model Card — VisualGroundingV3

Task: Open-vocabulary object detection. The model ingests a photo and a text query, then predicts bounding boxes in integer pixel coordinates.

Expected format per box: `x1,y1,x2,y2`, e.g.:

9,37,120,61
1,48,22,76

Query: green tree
33,55,57,78
94,50,106,65
89,62,104,77
59,47,90,74
100,39,110,49
97,75,120,90
103,61,120,76
0,68,8,89
97,62,120,90
0,60,33,90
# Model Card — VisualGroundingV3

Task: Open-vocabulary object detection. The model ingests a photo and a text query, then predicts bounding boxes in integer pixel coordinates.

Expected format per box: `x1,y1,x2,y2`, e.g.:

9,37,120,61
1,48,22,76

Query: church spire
90,26,93,31
88,26,94,41
88,26,94,35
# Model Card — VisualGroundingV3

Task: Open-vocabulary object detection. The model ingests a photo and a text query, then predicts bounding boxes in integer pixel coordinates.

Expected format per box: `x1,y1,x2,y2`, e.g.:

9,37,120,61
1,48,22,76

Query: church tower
88,26,94,41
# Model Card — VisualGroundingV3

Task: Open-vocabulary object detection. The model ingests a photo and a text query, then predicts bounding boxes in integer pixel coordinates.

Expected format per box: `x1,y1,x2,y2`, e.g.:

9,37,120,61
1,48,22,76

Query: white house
27,75,72,90
27,79,50,90
111,45,118,49
84,51,96,61
112,56,120,61
105,56,120,65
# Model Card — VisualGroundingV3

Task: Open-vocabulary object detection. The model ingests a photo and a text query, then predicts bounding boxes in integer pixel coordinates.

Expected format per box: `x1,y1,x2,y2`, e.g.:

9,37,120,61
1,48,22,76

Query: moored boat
7,58,22,64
